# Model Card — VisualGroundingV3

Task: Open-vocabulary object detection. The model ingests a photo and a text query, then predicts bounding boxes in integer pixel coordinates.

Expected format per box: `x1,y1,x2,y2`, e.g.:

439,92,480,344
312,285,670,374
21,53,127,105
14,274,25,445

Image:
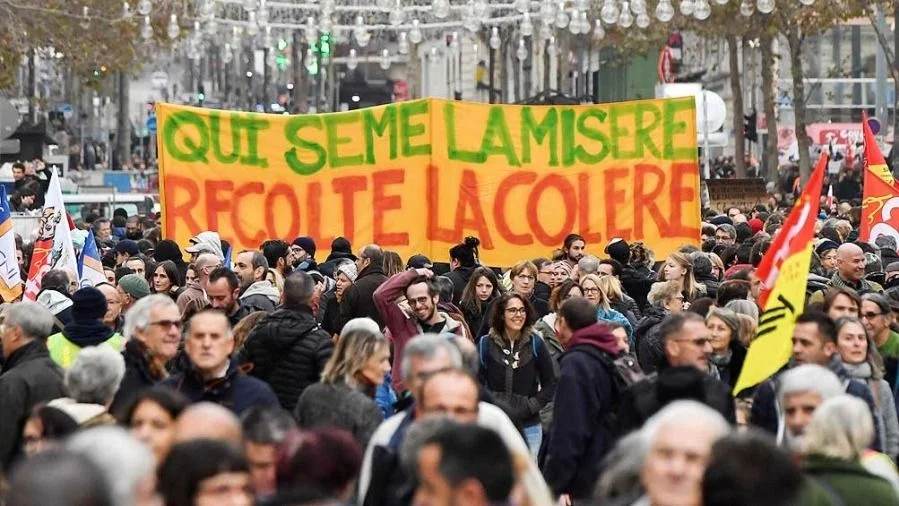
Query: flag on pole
23,169,79,301
734,154,827,395
78,229,106,288
859,112,899,243
0,186,23,302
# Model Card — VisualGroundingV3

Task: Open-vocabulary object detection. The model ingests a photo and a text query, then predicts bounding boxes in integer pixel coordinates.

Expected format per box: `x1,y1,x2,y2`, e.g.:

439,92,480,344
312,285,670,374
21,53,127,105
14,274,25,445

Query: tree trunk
728,34,746,178
760,32,779,183
787,26,812,184
116,71,130,170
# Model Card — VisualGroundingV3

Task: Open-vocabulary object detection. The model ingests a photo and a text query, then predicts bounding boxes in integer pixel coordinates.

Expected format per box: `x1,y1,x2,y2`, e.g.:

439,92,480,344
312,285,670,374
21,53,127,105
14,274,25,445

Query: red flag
859,112,899,243
756,154,827,308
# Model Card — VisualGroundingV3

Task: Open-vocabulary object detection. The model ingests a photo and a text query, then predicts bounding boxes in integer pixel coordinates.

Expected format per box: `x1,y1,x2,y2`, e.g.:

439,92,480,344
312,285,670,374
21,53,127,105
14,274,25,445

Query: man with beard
561,234,586,267
290,237,318,272
234,250,279,313
775,364,844,451
373,268,468,393
124,217,142,240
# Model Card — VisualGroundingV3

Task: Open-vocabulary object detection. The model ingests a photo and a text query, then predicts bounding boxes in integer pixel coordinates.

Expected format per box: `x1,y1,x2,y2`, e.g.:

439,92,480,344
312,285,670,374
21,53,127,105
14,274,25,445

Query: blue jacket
160,360,279,415
750,357,883,452
375,372,397,418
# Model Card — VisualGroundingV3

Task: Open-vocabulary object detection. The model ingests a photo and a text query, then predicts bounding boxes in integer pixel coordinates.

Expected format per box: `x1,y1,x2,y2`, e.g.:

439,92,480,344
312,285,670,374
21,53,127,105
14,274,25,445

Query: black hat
331,237,352,254
115,239,139,256
71,287,108,322
605,239,630,263
406,254,433,269
293,236,317,258
815,239,839,257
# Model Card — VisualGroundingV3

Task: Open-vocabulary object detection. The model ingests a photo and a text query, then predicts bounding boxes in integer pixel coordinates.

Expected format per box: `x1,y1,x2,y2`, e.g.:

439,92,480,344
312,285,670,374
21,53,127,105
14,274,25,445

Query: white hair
67,426,156,506
123,294,179,342
65,346,126,405
802,395,873,461
340,317,382,338
641,400,731,447
400,333,463,380
725,299,759,321
3,301,54,340
777,364,844,407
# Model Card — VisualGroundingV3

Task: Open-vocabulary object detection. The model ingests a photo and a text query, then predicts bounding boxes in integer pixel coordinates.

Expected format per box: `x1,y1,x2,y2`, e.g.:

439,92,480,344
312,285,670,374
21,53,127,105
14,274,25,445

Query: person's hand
415,268,434,278
557,494,571,506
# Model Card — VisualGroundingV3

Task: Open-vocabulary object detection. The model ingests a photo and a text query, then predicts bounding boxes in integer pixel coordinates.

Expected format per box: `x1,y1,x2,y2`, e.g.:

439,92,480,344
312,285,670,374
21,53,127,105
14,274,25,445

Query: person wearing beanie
747,218,764,236
117,274,151,313
291,237,318,272
319,237,357,278
605,238,631,265
46,287,123,368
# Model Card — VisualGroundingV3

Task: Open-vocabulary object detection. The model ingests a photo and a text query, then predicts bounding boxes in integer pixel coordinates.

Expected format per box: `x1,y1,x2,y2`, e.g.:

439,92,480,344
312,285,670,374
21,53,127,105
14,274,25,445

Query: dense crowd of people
3,195,899,506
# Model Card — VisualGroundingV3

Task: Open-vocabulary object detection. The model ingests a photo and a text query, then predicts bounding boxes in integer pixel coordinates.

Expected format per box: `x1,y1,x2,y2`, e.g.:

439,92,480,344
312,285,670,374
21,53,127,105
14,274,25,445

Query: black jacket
110,339,164,417
542,323,622,499
476,294,550,338
617,366,737,436
319,251,357,279
160,360,279,414
620,266,655,311
238,306,334,412
337,264,388,333
635,306,668,373
0,341,66,469
445,266,474,305
695,273,720,300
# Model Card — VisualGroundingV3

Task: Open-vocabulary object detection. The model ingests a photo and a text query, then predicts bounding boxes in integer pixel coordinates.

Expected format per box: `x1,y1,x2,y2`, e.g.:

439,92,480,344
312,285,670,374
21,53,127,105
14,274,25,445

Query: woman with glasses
636,280,686,373
579,274,633,340
835,316,899,459
460,267,504,337
478,293,556,460
477,260,550,337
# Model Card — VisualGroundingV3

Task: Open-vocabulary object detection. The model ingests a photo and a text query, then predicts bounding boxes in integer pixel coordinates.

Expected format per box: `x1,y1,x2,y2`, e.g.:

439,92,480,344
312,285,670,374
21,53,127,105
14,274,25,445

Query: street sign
147,116,157,134
58,103,74,120
868,117,881,136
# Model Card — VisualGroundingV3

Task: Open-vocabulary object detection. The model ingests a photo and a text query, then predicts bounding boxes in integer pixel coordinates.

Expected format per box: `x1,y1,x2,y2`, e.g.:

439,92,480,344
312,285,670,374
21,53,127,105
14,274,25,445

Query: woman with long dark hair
152,260,182,301
446,236,481,304
459,266,503,336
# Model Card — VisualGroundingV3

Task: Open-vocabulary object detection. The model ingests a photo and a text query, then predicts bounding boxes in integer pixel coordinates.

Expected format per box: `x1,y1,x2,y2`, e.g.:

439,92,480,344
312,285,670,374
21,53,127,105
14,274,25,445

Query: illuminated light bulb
222,43,233,64
389,2,404,25
450,31,459,54
569,13,581,34
305,17,317,45
756,0,774,13
600,1,619,24
592,20,604,40
714,0,728,4
409,19,423,43
539,22,552,39
693,0,711,19
137,0,152,16
141,16,153,40
799,0,813,5
347,48,358,70
489,27,501,49
473,0,488,18
554,3,569,28
433,0,450,19
398,32,409,54
636,11,650,27
521,12,534,36
246,13,259,36
167,14,180,39
655,0,675,21
514,0,529,13
380,49,391,70
618,4,634,26
679,0,694,16
243,0,256,11
516,38,528,60
631,0,646,14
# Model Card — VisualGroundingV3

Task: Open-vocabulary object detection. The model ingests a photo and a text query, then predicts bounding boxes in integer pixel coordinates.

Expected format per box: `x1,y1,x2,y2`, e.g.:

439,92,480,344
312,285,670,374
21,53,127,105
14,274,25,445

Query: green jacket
801,454,899,506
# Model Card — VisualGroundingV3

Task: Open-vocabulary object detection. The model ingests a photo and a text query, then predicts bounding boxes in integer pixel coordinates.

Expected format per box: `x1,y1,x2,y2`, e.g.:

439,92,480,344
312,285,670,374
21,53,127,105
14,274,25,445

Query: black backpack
567,345,645,430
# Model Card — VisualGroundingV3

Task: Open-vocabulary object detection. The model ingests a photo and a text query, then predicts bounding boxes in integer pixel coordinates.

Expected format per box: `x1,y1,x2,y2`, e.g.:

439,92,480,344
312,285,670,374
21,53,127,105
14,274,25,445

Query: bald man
174,402,242,445
831,243,883,294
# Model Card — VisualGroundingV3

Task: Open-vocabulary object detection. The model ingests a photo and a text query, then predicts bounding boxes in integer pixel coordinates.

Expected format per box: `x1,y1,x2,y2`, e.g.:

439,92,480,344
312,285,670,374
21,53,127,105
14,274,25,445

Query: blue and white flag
78,228,106,287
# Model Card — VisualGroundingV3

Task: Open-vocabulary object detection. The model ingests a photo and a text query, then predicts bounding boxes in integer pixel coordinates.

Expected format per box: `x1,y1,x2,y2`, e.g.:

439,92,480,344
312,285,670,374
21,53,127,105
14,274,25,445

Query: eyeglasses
505,307,527,315
582,287,600,294
861,311,883,320
409,296,432,307
148,320,182,330
675,337,713,347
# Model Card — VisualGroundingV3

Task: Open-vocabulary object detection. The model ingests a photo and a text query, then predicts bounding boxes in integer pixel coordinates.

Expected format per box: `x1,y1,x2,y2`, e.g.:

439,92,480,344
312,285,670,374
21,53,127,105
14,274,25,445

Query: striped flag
734,154,827,394
0,186,23,301
78,228,106,288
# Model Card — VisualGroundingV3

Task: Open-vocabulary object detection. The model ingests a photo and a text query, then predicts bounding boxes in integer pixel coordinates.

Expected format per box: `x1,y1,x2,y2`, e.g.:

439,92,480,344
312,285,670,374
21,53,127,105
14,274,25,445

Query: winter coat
596,307,634,339
542,323,622,499
694,272,720,299
477,330,557,428
240,280,279,313
320,291,341,336
160,360,279,414
802,455,899,505
110,339,166,417
319,251,357,279
619,266,655,311
294,382,383,448
634,306,668,373
176,286,208,314
622,293,642,321
709,343,747,391
609,299,638,328
37,289,73,333
617,365,737,436
0,341,66,469
238,305,334,412
750,356,884,452
373,270,468,393
47,320,121,368
337,264,388,333
445,266,475,305
461,298,493,339
845,361,899,460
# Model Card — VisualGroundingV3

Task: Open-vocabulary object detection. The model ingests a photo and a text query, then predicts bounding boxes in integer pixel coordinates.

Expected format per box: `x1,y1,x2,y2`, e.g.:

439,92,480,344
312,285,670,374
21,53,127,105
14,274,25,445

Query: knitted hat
335,261,358,283
748,218,764,235
605,238,630,264
118,274,151,300
115,239,139,256
331,237,352,254
71,286,108,322
292,236,317,257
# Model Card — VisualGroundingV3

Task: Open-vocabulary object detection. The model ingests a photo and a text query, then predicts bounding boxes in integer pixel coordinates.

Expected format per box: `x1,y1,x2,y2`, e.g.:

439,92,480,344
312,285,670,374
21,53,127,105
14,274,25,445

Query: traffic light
197,85,205,106
744,111,758,143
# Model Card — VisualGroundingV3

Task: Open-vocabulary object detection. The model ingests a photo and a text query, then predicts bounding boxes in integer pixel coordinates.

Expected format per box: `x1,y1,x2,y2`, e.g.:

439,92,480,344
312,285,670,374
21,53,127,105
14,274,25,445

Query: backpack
569,345,646,431
478,334,541,369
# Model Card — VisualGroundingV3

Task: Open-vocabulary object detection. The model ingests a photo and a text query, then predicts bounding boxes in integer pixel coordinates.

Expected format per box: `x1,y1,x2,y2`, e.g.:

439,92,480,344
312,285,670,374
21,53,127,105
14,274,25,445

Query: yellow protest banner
157,97,700,265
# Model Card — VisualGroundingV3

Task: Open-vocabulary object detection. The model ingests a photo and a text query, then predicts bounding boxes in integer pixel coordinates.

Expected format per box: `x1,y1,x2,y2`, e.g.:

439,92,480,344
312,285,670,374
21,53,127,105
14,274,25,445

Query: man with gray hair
49,345,126,426
66,426,159,506
576,255,601,280
776,363,844,450
715,224,737,246
240,271,333,412
0,301,65,469
110,294,182,416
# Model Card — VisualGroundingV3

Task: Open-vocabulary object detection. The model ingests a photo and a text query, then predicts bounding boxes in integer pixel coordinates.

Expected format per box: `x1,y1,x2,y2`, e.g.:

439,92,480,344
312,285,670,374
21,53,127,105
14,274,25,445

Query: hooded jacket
445,266,474,305
0,341,65,469
186,231,224,260
238,305,334,411
542,323,622,499
373,269,468,393
634,305,668,373
37,289,73,333
240,280,280,313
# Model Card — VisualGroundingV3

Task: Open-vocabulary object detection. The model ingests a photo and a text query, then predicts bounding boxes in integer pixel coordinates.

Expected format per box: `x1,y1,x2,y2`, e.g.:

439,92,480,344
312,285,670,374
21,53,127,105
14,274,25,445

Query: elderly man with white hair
636,400,731,506
49,345,125,426
775,363,845,451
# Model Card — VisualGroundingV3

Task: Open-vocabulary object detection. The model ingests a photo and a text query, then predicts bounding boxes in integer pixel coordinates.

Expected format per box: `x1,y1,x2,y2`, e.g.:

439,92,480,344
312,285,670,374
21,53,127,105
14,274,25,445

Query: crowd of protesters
2,191,899,506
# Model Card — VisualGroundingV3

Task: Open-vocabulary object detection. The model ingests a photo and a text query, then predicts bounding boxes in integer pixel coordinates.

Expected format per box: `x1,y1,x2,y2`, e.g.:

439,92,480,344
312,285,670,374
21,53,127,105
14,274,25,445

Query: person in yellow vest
47,287,124,368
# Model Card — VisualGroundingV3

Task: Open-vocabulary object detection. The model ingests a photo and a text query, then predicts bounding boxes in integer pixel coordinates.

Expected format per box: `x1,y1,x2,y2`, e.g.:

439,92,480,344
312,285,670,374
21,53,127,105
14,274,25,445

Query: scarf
843,361,873,380
709,348,733,369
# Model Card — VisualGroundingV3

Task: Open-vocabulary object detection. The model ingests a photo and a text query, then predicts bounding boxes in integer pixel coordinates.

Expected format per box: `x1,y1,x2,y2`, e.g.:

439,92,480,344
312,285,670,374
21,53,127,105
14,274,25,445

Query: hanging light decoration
490,27,501,49
516,38,528,61
799,0,814,5
246,12,259,36
473,0,488,18
739,0,753,15
568,12,581,34
305,17,318,45
379,49,391,70
433,0,450,19
389,0,404,25
618,3,634,27
354,16,370,46
554,2,569,28
305,47,316,73
137,0,152,16
538,22,552,40
521,12,534,36
167,14,180,39
714,0,729,4
600,0,619,24
635,11,651,27
398,32,410,54
409,19,423,44
539,0,555,24
592,20,604,41
548,36,557,55
243,0,256,12
141,16,153,40
449,31,460,54
756,0,774,13
693,0,712,19
222,43,234,64
347,48,359,70
655,0,675,21
631,0,646,14
205,17,218,37
679,0,695,16
514,0,529,13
